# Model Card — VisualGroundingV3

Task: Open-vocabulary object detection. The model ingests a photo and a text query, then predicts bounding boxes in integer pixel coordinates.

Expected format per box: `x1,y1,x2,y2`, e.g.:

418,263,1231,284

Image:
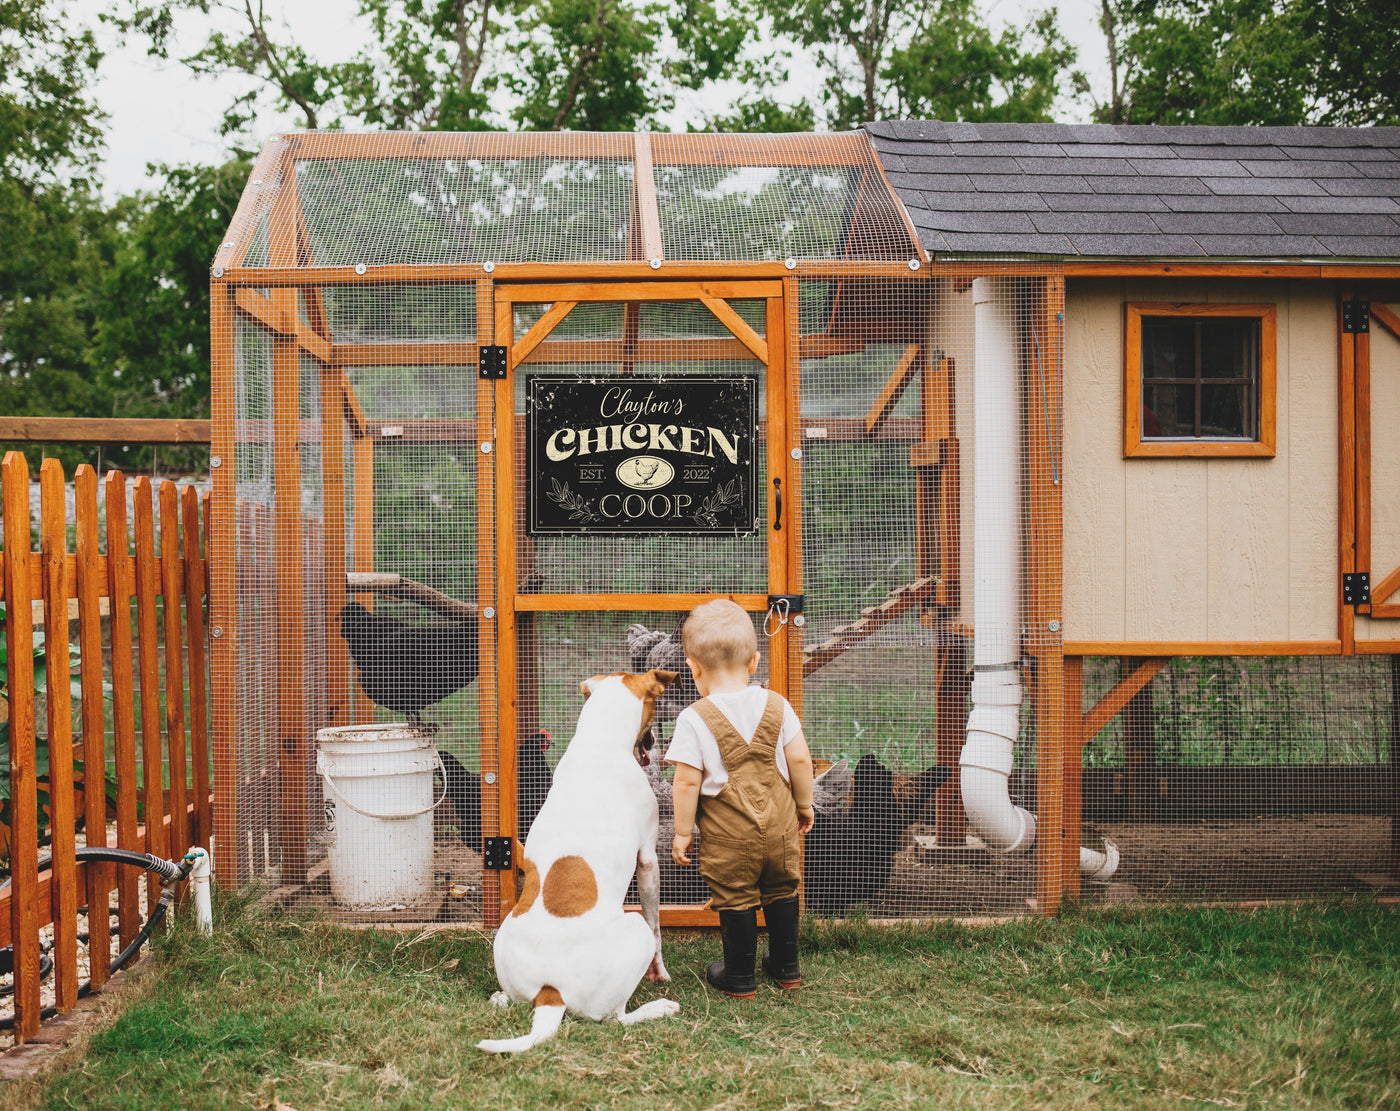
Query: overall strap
746,692,785,760
691,698,756,768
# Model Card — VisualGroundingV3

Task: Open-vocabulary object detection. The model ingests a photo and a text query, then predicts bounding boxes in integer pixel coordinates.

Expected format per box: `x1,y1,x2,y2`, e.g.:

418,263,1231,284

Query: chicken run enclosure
210,129,1400,928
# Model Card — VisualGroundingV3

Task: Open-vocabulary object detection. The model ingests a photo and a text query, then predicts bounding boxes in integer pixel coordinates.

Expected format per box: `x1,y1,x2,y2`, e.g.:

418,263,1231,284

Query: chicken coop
210,124,1400,928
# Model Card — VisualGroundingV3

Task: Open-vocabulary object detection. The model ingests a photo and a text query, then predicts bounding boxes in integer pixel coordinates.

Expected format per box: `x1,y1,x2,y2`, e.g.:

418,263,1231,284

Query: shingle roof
864,121,1400,260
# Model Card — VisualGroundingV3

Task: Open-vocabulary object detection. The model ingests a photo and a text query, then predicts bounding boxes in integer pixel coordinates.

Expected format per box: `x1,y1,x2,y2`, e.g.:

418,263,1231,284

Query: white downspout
960,279,1119,880
960,278,1036,855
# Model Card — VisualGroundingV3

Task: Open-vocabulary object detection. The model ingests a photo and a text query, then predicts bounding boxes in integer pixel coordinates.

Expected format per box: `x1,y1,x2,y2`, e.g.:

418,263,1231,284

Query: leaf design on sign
547,478,599,524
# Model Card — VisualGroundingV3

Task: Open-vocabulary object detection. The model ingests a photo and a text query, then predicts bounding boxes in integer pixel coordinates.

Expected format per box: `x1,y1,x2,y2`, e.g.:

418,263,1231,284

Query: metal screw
794,614,806,628
483,606,495,619
1048,620,1061,633
480,441,492,454
211,456,222,468
908,258,921,271
211,627,224,639
355,263,367,275
791,447,802,460
212,266,224,278
253,178,262,186
483,261,495,273
784,258,797,270
484,772,497,785
649,258,662,269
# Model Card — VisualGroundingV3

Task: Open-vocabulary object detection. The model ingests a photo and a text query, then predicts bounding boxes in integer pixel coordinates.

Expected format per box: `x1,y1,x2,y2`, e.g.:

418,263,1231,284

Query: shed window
1124,303,1276,458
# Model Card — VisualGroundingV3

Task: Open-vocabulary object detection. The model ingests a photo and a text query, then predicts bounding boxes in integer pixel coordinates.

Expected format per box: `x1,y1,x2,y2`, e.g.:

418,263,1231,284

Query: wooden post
3,451,41,1043
352,434,376,725
73,465,111,990
321,367,350,728
1339,287,1357,656
182,486,212,853
105,471,141,946
273,329,309,885
1123,656,1158,821
766,291,791,696
784,276,804,718
494,293,519,923
208,279,241,888
39,460,79,1013
158,483,191,855
1390,655,1399,877
132,478,168,910
1062,655,1084,899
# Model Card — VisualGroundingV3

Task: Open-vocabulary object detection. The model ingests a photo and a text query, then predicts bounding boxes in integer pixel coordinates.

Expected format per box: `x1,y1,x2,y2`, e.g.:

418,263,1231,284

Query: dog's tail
477,992,567,1054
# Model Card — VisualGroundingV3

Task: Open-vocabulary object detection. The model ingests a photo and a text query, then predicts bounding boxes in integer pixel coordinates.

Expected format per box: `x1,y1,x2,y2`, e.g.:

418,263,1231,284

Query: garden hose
0,846,201,1029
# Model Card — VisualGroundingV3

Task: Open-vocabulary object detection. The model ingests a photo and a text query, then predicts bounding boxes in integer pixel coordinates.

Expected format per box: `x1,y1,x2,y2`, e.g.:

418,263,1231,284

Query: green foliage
17,899,1400,1110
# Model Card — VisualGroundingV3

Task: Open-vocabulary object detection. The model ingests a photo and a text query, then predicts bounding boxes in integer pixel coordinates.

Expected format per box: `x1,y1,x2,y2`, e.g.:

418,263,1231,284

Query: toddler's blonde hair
682,599,758,671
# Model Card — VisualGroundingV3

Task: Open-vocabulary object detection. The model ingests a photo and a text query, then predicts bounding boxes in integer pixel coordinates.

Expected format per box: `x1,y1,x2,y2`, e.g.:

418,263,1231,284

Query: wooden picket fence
0,452,212,1044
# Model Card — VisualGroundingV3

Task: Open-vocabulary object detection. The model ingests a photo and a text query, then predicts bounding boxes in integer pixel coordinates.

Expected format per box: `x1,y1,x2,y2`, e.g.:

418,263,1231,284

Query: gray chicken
625,616,699,722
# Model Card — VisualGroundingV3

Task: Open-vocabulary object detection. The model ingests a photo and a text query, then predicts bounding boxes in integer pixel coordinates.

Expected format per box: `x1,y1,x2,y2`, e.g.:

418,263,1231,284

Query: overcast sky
71,0,1110,199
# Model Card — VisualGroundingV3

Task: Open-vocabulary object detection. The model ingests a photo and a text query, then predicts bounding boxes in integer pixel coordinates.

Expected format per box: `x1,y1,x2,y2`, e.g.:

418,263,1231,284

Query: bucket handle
317,749,449,821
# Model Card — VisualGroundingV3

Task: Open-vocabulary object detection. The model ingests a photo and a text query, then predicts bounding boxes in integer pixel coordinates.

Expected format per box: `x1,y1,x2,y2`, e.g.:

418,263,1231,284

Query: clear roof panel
222,131,919,269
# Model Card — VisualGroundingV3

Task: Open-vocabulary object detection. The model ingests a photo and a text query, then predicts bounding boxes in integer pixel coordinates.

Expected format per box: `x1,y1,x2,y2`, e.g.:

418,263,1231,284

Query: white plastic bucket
316,724,445,911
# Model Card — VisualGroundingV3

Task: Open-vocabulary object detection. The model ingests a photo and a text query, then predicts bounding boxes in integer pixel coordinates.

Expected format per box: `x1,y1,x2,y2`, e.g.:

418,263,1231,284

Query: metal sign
526,374,759,537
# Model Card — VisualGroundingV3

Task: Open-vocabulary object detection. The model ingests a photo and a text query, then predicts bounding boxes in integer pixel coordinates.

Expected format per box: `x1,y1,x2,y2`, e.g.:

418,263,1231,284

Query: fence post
159,482,190,856
2,451,41,1042
105,471,141,949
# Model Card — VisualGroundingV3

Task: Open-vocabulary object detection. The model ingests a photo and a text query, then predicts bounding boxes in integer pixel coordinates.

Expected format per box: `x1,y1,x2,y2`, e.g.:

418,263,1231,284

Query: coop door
1352,295,1400,642
487,279,800,926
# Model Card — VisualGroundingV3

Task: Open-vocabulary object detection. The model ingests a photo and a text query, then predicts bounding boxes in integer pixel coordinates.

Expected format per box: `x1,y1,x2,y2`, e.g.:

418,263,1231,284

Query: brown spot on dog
542,855,598,917
533,985,564,1008
511,858,540,917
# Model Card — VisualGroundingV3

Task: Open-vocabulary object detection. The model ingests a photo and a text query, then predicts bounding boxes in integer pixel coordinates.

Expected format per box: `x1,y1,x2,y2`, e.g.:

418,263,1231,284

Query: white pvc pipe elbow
186,847,214,935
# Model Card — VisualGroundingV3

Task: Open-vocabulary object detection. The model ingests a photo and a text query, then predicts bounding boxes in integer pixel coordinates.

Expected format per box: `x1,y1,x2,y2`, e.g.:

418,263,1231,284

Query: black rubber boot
707,908,758,999
760,896,802,989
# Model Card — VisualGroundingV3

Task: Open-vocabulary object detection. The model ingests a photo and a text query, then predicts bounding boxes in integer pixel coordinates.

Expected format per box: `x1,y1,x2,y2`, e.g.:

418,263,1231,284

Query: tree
750,0,1080,130
0,0,110,430
1090,0,1398,127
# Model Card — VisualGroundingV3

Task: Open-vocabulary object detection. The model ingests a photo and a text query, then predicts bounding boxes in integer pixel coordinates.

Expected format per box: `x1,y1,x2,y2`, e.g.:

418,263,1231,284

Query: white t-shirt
663,686,803,797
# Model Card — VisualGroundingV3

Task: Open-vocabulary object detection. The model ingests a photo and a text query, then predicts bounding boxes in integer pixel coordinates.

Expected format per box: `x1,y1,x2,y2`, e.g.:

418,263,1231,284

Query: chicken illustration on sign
527,374,758,536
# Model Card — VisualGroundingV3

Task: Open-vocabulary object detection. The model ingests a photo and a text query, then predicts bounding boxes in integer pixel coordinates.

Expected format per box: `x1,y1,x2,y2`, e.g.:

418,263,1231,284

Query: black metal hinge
1342,301,1370,334
479,344,508,379
1343,572,1370,607
483,836,513,870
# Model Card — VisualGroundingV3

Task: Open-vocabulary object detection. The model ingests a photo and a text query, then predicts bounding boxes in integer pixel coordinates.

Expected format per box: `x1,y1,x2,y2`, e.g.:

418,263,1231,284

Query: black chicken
436,731,554,847
336,601,479,724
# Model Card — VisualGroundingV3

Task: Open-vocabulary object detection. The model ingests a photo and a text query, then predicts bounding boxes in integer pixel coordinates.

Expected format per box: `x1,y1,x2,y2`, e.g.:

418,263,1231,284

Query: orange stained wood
209,281,240,886
39,460,79,1013
1372,300,1400,340
1061,657,1085,899
700,295,768,362
320,364,350,729
182,486,212,853
73,467,111,988
493,293,520,922
864,344,921,438
782,278,804,716
2,452,40,1042
1356,316,1372,606
159,483,191,855
1081,658,1168,744
494,280,782,304
1123,302,1277,459
474,279,501,923
1064,640,1344,657
513,859,541,917
132,480,169,906
512,300,578,365
105,471,142,943
1372,566,1400,607
633,132,663,260
220,138,286,269
542,856,600,918
1340,289,1358,655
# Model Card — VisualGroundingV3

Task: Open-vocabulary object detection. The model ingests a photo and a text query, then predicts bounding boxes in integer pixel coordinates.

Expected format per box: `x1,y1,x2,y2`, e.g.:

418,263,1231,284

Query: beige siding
1062,278,1339,646
1356,303,1400,643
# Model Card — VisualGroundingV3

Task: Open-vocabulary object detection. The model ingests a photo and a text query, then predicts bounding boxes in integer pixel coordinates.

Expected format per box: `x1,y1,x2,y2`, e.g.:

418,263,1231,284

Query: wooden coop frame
209,129,1400,926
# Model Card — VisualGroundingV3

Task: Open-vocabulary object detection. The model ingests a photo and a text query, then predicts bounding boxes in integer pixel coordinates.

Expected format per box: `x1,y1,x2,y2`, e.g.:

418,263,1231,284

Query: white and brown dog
477,669,681,1054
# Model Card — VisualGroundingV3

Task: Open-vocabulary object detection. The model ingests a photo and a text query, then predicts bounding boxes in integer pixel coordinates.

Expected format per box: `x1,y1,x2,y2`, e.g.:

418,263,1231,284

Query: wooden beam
0,417,211,444
347,571,478,616
1340,288,1358,656
1063,640,1343,657
1371,300,1400,341
494,280,783,304
1065,261,1324,278
700,296,768,363
514,592,768,613
332,335,864,367
512,300,579,366
1081,658,1167,743
234,286,332,363
1371,565,1400,607
633,133,663,261
864,344,920,437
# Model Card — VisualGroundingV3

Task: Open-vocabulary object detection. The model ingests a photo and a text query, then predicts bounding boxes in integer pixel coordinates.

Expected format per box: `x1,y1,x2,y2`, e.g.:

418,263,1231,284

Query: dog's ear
579,675,606,699
649,669,679,695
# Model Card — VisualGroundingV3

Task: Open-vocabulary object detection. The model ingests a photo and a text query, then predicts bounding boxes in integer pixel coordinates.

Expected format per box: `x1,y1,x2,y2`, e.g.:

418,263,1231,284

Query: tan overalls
692,692,802,912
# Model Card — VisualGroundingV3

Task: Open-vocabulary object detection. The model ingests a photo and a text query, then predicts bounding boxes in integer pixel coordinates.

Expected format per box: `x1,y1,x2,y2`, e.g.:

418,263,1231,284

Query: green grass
6,895,1398,1110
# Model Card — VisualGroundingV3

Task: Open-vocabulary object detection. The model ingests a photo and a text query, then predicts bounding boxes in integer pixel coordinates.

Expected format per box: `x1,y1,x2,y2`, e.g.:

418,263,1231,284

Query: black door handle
773,476,782,531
